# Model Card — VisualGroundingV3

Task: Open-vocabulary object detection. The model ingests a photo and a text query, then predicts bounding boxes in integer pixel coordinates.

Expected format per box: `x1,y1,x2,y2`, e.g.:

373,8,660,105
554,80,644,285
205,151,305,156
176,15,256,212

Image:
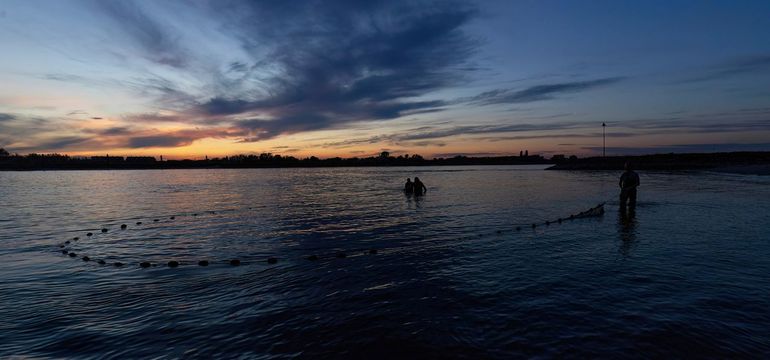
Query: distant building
126,156,157,164
91,155,125,162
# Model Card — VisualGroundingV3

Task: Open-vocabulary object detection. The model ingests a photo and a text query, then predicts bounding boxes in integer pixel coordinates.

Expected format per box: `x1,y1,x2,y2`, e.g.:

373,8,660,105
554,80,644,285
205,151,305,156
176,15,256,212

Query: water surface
1,166,769,358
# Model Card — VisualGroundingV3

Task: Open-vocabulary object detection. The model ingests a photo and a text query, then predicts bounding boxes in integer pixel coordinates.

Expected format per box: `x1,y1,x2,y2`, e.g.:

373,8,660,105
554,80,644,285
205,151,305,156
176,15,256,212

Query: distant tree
0,148,9,157
380,151,390,158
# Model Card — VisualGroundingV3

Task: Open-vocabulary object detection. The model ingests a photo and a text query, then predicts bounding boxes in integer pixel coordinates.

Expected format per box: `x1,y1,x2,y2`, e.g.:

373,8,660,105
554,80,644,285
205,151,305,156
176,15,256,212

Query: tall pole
602,122,606,158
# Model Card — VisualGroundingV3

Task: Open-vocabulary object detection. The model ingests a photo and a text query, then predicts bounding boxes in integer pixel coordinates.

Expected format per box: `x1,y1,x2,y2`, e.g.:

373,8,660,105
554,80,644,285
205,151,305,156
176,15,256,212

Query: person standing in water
413,177,427,196
619,161,640,212
404,178,414,194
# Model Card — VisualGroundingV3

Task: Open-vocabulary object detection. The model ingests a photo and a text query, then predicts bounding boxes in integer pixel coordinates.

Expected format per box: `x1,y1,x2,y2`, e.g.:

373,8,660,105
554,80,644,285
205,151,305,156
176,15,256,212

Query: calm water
1,166,769,358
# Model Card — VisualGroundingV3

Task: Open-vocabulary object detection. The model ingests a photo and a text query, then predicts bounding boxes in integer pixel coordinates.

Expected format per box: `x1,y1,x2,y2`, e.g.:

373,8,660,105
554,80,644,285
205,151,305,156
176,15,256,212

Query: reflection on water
1,166,770,358
618,208,638,257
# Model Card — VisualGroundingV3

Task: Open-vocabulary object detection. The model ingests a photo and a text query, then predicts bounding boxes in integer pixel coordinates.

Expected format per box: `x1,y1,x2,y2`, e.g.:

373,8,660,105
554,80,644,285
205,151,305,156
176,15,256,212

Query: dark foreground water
1,166,769,358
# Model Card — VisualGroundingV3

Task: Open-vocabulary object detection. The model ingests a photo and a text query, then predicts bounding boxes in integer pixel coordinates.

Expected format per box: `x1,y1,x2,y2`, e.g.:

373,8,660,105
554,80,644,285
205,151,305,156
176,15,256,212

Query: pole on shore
602,122,606,158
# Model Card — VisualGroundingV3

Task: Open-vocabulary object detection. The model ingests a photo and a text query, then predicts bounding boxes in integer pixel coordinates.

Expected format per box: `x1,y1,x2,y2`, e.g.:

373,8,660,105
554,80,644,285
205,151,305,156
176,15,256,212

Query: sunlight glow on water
1,166,769,358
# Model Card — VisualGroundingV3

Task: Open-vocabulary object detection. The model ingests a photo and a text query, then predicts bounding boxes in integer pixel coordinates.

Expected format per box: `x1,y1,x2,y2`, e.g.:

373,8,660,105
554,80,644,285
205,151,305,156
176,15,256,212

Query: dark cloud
127,135,196,148
228,62,248,73
119,127,245,148
235,114,332,141
466,77,624,105
89,127,132,136
122,113,188,123
322,134,395,148
0,113,15,122
191,0,479,141
679,55,770,83
66,110,88,116
26,136,92,151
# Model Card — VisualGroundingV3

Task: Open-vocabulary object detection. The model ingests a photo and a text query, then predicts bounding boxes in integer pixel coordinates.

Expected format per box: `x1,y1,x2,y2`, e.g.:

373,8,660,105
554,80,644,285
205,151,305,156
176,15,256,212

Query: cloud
43,74,85,82
227,62,248,73
127,135,196,148
96,0,188,68
66,110,88,116
679,55,770,83
320,113,770,150
320,122,621,148
475,132,637,142
466,77,624,105
396,122,592,141
86,126,132,136
34,136,92,150
120,127,244,148
122,113,188,123
411,141,447,147
615,117,770,133
0,113,15,122
188,0,480,141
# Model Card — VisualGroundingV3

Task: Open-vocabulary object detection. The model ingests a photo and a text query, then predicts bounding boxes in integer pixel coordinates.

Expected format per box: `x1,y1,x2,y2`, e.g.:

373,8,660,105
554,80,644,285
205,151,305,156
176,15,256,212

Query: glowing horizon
2,1,770,159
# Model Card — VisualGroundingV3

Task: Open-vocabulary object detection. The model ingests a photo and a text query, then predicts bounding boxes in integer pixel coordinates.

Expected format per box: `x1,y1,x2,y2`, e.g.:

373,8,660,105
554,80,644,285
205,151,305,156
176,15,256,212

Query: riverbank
0,153,551,171
546,151,770,175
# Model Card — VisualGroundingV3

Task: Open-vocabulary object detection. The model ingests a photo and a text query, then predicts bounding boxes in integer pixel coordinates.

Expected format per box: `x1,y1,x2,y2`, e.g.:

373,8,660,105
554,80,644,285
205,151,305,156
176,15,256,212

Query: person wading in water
413,177,427,196
619,161,640,213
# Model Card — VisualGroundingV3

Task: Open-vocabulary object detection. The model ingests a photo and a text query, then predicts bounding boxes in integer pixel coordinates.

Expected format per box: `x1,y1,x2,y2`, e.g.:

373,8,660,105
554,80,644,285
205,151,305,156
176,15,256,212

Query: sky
1,0,769,159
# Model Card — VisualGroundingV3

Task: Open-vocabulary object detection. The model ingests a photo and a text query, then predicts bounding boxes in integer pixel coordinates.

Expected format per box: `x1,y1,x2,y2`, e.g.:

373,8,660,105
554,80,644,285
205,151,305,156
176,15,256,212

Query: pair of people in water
404,177,427,195
619,161,640,212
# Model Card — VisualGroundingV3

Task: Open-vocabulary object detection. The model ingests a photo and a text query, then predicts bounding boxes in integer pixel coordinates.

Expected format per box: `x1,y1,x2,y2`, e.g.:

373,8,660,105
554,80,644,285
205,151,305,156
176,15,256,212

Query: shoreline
546,151,770,175
0,162,554,171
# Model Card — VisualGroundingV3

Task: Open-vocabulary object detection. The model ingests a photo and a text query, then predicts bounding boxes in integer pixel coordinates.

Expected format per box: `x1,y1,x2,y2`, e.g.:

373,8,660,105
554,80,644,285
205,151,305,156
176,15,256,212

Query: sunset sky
1,0,769,159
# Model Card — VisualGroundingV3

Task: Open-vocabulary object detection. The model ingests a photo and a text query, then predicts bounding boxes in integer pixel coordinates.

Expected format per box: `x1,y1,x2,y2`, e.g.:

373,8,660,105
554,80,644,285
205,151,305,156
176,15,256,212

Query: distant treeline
547,151,770,171
0,149,551,170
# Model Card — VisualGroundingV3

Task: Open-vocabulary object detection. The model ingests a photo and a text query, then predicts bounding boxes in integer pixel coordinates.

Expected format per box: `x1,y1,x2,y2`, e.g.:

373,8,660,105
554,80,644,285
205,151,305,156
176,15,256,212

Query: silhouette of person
619,161,640,212
404,178,414,194
413,177,427,196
